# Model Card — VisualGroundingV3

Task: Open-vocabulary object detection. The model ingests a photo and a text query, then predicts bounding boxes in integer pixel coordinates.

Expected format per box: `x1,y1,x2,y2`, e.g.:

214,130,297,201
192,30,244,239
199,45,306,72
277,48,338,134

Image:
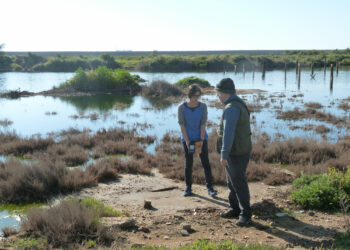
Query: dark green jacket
217,94,252,156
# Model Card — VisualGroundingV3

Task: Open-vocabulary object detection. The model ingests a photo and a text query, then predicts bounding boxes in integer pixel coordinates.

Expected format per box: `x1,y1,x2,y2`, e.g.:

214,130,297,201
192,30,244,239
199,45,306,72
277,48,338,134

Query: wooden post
262,61,265,79
324,58,326,74
330,64,334,90
336,61,339,76
253,66,255,80
284,62,287,82
242,63,245,75
311,61,314,76
296,60,298,74
297,62,301,90
234,64,237,74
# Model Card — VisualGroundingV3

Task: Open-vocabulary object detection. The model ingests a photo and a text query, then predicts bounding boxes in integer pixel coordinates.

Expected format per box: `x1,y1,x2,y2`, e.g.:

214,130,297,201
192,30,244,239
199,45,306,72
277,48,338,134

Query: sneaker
236,216,252,227
183,186,192,197
220,209,240,218
207,187,218,196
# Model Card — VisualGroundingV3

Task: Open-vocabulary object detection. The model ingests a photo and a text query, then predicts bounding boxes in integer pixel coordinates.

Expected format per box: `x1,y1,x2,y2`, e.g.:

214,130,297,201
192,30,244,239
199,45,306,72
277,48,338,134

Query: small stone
139,226,150,233
144,200,154,210
243,236,249,239
166,222,172,225
267,236,274,239
182,224,192,231
181,229,189,236
164,236,170,240
308,211,315,216
224,232,229,236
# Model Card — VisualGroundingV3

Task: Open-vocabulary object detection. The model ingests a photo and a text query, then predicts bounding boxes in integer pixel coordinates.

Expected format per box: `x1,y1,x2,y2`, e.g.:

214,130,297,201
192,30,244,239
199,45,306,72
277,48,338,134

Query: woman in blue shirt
178,84,217,197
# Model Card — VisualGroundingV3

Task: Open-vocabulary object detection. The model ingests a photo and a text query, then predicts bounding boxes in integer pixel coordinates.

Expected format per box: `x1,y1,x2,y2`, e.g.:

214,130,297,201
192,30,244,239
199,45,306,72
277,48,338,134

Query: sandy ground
78,169,348,249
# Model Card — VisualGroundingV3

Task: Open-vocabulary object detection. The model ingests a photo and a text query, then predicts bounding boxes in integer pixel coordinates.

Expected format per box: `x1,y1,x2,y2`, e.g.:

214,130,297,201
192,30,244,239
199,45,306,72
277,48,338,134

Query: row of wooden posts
232,60,339,90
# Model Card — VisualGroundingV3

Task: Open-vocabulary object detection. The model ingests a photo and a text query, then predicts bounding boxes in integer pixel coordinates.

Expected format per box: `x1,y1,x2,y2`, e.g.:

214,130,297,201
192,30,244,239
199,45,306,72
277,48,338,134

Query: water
0,70,350,231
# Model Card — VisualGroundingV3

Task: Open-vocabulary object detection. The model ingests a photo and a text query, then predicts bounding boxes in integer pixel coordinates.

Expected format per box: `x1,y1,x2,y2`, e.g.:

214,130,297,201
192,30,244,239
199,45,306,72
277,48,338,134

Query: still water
0,70,349,232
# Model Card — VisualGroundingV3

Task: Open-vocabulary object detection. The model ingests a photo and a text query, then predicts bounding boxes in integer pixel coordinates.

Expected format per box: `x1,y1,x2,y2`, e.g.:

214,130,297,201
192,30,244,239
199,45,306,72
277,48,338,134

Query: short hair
188,84,202,98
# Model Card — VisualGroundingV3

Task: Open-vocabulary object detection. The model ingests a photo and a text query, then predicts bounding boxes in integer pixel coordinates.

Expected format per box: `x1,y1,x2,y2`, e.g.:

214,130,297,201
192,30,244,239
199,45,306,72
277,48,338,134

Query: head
215,78,236,103
188,84,202,102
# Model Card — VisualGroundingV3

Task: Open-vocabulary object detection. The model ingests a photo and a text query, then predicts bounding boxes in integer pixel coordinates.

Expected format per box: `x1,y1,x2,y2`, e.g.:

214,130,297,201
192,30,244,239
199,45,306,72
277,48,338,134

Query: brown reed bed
277,107,348,126
154,130,350,186
0,119,13,127
142,80,183,98
304,102,323,109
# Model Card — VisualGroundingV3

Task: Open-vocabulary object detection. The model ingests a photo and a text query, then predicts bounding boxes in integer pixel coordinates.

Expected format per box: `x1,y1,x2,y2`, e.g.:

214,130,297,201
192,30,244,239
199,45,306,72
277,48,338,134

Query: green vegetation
174,76,211,88
1,238,48,249
334,230,350,249
290,167,350,210
0,202,44,214
60,66,139,92
80,197,123,217
132,239,280,250
2,49,350,72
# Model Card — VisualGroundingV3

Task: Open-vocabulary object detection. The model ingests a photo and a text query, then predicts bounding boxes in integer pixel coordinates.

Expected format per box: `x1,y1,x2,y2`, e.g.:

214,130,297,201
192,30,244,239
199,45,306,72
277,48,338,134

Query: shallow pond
0,69,350,232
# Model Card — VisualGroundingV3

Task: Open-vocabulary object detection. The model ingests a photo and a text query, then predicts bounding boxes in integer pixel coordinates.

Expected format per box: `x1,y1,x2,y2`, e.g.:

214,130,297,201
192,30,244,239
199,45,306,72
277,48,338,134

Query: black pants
182,140,214,189
225,153,252,219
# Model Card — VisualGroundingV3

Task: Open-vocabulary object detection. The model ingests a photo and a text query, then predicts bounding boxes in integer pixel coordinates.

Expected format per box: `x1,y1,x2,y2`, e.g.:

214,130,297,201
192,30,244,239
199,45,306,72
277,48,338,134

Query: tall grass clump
174,76,211,88
21,198,114,247
60,66,140,92
142,80,183,98
290,167,350,210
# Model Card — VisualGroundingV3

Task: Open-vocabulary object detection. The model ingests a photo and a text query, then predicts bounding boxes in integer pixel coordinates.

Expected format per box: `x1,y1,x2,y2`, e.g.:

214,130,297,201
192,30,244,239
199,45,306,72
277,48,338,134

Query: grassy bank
1,49,350,72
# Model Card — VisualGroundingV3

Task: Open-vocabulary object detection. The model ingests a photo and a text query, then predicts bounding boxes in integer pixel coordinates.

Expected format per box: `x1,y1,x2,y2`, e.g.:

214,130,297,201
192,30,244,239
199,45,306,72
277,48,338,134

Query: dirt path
78,169,346,249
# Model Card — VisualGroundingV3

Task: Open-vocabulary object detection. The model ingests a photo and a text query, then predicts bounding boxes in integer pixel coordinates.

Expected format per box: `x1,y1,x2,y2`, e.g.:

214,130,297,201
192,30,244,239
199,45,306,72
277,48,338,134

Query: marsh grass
21,199,114,247
142,80,183,98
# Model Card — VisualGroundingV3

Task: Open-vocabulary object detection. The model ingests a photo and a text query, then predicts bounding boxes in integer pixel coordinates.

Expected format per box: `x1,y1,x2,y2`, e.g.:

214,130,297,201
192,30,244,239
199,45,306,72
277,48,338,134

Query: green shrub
335,230,350,249
80,197,122,217
290,167,350,210
60,66,139,91
174,76,211,88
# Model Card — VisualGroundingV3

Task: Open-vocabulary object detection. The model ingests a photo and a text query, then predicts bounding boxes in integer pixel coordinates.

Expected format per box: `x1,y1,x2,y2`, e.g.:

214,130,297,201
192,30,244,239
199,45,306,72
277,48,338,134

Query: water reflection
59,94,134,111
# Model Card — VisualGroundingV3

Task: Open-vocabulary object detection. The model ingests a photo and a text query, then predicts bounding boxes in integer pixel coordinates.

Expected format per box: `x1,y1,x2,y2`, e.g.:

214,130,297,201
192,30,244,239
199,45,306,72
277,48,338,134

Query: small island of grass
59,66,141,94
174,76,211,88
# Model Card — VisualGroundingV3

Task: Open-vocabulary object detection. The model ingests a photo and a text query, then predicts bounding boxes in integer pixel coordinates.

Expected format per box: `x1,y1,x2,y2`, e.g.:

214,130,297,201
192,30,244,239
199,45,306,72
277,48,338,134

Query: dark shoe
207,187,218,196
236,216,252,227
220,209,240,218
183,187,192,197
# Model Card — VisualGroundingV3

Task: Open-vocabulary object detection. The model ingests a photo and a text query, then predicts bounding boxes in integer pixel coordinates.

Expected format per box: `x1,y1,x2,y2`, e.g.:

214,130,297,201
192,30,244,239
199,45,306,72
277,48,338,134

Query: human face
190,91,201,102
216,91,226,103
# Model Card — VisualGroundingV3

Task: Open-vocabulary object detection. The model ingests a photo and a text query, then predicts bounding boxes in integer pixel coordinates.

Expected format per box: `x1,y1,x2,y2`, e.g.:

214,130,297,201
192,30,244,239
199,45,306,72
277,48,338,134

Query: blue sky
1,0,350,51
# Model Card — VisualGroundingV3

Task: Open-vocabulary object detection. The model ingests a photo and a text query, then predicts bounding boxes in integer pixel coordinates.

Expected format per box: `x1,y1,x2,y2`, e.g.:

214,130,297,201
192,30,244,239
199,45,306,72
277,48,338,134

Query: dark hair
188,84,201,98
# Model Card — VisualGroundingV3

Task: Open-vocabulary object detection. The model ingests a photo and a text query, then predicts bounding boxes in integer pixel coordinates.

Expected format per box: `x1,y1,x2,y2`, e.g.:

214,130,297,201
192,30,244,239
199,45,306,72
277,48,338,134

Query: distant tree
100,54,121,69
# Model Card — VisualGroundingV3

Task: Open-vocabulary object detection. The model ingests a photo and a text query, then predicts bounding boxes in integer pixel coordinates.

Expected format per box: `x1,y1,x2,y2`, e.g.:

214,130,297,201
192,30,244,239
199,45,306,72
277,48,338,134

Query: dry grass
21,200,113,248
154,130,350,186
0,158,97,203
142,80,183,98
277,107,347,125
305,102,323,109
1,227,18,237
315,125,331,134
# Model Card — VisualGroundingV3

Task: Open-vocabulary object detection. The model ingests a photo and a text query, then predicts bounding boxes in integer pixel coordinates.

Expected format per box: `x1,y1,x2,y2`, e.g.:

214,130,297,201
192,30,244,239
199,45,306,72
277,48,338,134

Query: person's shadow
191,195,339,248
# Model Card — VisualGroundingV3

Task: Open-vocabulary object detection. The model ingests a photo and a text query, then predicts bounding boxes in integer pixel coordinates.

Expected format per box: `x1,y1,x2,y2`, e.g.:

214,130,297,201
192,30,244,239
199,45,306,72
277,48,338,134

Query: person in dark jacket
215,78,252,227
178,84,217,197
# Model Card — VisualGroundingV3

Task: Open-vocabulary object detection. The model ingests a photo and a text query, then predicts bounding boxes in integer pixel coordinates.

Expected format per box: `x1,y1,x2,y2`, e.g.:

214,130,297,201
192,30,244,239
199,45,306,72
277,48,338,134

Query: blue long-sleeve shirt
221,94,241,160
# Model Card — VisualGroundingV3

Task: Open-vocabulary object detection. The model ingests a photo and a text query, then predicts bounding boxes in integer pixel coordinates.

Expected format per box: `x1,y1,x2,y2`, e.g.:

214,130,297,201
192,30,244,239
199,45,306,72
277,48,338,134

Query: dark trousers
182,140,214,189
225,153,252,219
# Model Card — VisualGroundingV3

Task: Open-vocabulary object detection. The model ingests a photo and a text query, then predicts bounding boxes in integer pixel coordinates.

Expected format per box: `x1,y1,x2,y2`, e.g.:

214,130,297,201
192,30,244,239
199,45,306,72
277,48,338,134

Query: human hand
220,158,228,167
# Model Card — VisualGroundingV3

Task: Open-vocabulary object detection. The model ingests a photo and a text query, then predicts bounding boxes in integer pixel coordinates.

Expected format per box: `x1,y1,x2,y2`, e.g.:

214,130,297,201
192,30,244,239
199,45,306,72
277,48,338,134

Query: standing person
178,84,217,197
215,78,252,226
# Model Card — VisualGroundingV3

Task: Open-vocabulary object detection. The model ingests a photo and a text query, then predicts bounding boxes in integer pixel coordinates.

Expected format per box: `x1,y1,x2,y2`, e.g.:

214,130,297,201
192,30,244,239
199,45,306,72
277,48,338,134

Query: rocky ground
78,169,347,249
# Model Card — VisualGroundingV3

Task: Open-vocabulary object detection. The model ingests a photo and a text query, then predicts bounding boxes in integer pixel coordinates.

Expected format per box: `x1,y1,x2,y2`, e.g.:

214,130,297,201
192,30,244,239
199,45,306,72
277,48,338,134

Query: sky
1,0,350,51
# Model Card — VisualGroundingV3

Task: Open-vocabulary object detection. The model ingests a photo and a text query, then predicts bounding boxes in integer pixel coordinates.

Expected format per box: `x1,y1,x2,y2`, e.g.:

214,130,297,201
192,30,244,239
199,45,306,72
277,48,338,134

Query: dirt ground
77,169,348,249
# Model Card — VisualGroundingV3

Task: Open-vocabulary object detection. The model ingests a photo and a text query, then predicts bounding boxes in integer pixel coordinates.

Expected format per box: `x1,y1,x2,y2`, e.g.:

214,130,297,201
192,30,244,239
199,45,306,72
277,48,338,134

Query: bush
142,80,183,98
60,66,140,92
174,76,211,88
290,167,350,210
21,199,114,247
